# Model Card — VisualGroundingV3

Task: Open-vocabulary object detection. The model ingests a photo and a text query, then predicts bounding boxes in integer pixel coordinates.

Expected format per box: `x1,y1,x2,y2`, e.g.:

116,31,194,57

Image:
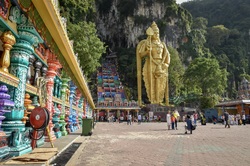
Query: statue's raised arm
136,22,170,106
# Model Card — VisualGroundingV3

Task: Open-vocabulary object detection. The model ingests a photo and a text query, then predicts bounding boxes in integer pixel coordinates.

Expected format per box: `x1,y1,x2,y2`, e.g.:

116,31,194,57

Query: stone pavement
65,122,250,166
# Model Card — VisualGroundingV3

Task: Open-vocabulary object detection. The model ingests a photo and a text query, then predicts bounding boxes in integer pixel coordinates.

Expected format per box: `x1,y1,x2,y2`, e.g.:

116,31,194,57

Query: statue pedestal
36,136,45,148
0,131,10,159
144,104,172,122
1,123,32,157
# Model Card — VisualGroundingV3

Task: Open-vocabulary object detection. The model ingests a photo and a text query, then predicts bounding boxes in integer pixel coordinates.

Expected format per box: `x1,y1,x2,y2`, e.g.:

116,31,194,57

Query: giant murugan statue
136,22,170,106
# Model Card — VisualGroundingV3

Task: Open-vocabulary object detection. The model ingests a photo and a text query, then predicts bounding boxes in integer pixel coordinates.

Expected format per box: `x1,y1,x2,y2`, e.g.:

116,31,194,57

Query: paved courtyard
66,122,250,166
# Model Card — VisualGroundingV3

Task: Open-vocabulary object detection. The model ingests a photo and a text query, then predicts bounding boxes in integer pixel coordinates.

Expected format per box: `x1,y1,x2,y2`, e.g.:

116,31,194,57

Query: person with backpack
185,115,193,134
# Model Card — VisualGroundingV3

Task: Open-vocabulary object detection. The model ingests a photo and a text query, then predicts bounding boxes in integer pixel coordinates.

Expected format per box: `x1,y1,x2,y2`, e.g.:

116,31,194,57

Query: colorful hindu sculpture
0,0,93,159
0,85,14,159
136,22,171,106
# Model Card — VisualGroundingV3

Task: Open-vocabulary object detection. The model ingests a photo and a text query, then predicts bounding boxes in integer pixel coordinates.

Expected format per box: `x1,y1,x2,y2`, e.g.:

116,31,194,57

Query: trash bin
81,118,93,136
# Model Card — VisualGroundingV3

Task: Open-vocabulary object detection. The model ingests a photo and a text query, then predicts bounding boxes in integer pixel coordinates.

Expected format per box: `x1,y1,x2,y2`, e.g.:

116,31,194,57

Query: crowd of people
99,110,247,135
222,110,246,128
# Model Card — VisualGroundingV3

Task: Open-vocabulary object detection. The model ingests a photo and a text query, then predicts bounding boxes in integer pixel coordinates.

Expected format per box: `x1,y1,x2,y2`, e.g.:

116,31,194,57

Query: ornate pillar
41,66,48,78
45,50,61,142
83,98,87,118
78,97,84,125
69,81,76,132
26,55,35,84
33,60,42,86
75,89,81,129
60,77,70,136
57,79,62,98
0,85,14,159
2,12,43,156
0,31,16,73
52,103,62,138
53,77,59,97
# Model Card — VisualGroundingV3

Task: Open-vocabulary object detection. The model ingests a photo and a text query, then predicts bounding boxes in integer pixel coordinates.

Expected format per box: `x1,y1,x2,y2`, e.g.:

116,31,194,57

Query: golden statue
136,22,170,106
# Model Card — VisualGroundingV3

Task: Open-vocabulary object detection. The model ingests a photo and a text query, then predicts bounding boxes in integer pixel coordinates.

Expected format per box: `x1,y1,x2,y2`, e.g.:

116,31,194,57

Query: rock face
95,0,191,50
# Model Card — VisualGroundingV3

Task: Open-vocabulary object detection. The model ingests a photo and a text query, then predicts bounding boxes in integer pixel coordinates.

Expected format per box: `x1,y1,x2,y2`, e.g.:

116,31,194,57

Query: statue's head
151,21,160,40
151,21,159,33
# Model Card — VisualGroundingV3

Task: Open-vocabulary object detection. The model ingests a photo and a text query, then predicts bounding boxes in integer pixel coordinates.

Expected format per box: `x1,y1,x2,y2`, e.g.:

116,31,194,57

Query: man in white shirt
138,114,142,124
242,114,246,125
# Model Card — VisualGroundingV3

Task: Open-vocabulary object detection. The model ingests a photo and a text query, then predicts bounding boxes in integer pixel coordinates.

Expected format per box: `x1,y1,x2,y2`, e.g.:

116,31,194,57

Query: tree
184,57,228,108
67,22,106,77
206,25,230,48
168,46,185,97
59,0,106,78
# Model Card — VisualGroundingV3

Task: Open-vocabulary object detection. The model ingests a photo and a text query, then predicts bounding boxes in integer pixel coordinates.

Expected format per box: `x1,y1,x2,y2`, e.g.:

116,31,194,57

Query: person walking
185,115,193,134
242,113,246,125
127,114,132,125
171,114,175,130
138,114,142,124
193,111,198,125
166,111,171,130
173,110,180,130
224,110,230,128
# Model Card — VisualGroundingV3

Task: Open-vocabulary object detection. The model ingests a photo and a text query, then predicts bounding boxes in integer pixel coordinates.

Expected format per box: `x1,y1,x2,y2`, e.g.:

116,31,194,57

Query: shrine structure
95,53,140,121
215,77,250,116
0,0,94,159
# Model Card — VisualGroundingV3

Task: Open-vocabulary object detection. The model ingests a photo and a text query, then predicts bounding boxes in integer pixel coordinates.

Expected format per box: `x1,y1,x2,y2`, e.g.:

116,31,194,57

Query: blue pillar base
36,136,45,148
0,146,10,159
9,144,32,157
61,131,67,136
55,131,62,138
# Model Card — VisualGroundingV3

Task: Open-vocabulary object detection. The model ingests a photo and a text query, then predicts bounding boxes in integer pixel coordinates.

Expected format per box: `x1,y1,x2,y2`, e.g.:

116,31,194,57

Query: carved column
0,31,16,73
69,81,76,132
0,85,14,159
60,77,70,136
45,51,61,142
2,26,43,156
26,54,35,84
41,66,48,78
75,89,81,129
33,60,42,86
53,77,58,97
78,97,84,125
83,98,87,118
57,79,62,98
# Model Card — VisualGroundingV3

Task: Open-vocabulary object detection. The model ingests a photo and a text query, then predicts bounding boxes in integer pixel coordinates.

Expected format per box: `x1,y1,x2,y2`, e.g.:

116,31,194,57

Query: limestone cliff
95,0,192,50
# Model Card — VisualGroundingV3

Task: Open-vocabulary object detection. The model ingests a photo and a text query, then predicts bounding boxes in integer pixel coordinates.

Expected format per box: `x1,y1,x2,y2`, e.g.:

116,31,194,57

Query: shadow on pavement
50,143,81,166
171,133,187,135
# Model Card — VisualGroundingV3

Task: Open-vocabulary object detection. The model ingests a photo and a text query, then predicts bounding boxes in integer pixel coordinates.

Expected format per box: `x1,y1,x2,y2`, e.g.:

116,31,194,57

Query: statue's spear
146,27,154,103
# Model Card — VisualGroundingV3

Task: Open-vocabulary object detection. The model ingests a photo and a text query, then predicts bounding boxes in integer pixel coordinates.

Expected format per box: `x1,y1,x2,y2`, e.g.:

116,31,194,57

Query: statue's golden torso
136,22,170,106
151,41,164,60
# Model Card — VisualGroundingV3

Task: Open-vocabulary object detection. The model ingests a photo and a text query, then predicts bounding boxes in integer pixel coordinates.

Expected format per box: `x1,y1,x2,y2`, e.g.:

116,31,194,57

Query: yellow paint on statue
136,22,170,106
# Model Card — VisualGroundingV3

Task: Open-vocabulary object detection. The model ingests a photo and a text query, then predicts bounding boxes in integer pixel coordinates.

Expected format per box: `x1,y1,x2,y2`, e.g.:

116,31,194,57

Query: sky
176,0,189,4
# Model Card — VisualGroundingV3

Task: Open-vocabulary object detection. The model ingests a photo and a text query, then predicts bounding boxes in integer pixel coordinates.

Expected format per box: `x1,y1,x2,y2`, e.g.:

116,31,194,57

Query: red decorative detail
83,99,87,118
44,49,62,142
75,89,81,107
0,0,9,20
35,44,47,62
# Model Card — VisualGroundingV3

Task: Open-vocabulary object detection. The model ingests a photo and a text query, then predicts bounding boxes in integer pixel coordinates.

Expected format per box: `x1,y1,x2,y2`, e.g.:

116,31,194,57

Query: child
171,114,175,130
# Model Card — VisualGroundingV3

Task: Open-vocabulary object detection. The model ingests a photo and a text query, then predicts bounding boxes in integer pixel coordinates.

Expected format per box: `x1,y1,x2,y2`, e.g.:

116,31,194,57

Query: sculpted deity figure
136,22,170,105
